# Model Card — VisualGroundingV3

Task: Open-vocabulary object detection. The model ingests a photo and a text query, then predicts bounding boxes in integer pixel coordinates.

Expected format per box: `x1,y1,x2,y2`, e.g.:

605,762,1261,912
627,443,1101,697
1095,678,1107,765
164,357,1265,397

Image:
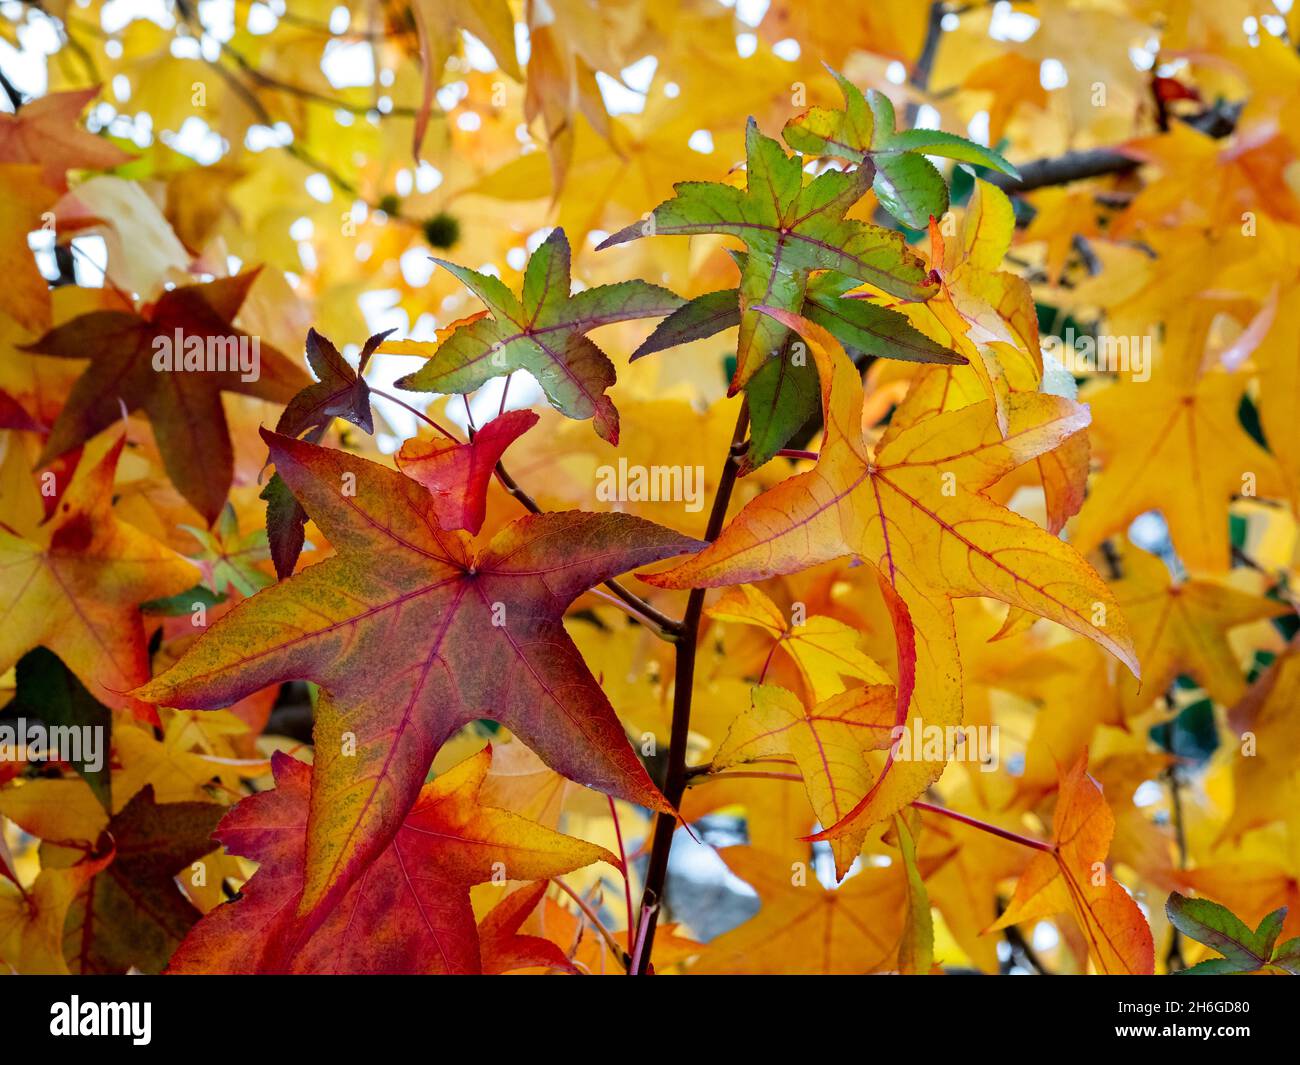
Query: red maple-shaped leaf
167,750,612,973
138,429,699,949
0,87,135,190
395,408,540,534
23,271,310,523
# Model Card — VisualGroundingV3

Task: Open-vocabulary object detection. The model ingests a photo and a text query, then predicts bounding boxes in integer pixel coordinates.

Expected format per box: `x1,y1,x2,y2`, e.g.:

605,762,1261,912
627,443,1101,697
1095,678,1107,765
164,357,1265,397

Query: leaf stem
911,800,1055,853
607,794,637,947
551,877,629,971
367,388,460,441
690,769,804,786
491,460,685,639
632,401,750,973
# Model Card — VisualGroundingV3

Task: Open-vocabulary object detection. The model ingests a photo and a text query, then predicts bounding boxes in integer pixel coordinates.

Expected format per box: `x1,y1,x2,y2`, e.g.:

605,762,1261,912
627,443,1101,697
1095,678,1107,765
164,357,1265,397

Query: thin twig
551,877,629,971
912,799,1055,853
607,794,637,948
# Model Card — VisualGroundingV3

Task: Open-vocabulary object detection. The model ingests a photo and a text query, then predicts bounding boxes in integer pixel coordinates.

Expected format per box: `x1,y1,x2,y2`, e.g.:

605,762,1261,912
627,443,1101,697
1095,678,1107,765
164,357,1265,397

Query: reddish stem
912,800,1055,853
368,388,460,441
607,794,637,946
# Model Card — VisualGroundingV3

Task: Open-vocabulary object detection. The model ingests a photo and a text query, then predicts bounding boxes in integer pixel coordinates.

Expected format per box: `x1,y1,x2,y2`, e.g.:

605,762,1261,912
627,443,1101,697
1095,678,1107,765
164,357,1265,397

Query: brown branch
986,101,1242,194
631,401,750,973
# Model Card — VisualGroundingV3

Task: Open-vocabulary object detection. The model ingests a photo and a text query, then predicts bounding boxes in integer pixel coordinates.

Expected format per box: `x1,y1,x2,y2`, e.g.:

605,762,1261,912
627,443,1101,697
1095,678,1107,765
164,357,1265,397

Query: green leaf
803,286,965,364
740,337,820,475
885,129,1021,177
1271,937,1300,975
632,288,741,360
783,70,1019,229
599,119,936,391
781,67,875,161
261,470,309,581
1165,891,1285,973
1175,957,1254,975
397,227,684,443
3,647,112,810
894,812,933,975
141,583,227,616
872,151,949,229
180,502,274,598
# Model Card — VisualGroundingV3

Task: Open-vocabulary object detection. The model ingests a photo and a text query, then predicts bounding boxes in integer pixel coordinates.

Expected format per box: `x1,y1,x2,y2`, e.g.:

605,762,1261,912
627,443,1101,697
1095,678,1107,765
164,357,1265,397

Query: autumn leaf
478,880,579,975
23,271,310,523
710,683,897,877
395,408,539,535
990,753,1155,976
58,786,225,974
0,850,110,974
168,749,611,973
1069,318,1283,572
0,164,57,334
893,811,934,975
0,86,134,190
0,434,198,722
646,311,1137,840
275,327,393,443
391,227,682,443
262,326,393,578
705,583,892,704
689,845,918,974
1109,544,1287,718
136,429,700,948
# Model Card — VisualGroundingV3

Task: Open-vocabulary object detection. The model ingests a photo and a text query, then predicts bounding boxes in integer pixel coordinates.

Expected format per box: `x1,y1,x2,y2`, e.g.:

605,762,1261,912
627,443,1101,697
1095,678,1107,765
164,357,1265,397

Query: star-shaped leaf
712,683,897,878
137,429,701,949
23,271,310,523
0,86,134,191
276,327,393,442
0,434,199,722
61,785,225,974
689,845,917,974
990,753,1155,975
167,749,612,973
645,310,1137,841
1070,326,1282,572
783,68,1020,229
395,408,539,535
1110,545,1287,717
705,583,892,704
598,118,938,393
392,227,683,444
180,501,274,598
